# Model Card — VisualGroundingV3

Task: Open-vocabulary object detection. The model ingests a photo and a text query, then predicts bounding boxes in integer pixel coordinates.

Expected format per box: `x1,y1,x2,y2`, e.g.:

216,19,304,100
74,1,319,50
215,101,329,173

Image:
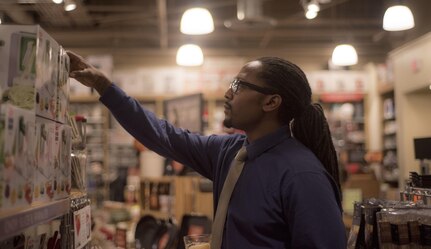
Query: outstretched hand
67,51,112,95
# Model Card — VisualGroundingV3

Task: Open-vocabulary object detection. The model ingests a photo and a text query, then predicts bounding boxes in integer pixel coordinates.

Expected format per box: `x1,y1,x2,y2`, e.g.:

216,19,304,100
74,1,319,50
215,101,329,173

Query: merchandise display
0,24,91,249
347,173,431,249
0,24,72,208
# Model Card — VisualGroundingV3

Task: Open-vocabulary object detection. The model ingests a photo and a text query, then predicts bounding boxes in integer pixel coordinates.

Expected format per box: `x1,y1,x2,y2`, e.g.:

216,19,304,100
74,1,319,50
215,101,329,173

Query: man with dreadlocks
68,51,346,249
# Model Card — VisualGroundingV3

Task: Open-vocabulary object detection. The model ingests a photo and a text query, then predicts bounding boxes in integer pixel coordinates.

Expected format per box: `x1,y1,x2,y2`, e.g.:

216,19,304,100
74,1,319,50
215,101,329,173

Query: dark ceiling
1,0,431,68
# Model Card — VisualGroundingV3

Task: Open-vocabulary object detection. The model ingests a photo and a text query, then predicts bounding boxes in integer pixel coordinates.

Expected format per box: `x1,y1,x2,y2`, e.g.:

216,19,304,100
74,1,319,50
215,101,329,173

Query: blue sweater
100,84,347,249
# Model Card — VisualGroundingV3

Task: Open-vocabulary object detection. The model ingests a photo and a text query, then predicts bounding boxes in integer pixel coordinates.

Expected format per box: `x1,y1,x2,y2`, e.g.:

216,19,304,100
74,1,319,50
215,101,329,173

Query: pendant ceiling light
180,7,214,35
383,5,415,31
301,0,322,20
64,0,76,11
52,0,63,4
331,44,358,66
176,44,204,66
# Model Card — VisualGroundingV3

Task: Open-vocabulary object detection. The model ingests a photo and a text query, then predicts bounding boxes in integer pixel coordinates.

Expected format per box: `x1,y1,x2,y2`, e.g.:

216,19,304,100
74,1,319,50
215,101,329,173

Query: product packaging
0,104,35,211
53,124,72,200
34,116,56,203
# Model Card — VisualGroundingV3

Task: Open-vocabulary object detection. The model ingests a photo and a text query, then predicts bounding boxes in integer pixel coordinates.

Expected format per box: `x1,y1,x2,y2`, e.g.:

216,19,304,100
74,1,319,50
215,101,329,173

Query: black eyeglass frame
229,78,277,95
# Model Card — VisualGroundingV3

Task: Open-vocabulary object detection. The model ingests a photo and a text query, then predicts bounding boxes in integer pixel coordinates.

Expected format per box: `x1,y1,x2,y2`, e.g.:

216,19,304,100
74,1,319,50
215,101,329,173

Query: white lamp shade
383,5,415,31
180,8,214,35
331,44,358,66
307,2,320,12
52,0,63,4
176,44,204,66
64,0,77,11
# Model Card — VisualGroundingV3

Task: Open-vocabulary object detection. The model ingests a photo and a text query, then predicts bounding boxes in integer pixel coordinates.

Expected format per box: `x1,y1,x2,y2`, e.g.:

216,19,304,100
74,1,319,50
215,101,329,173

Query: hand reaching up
67,51,112,95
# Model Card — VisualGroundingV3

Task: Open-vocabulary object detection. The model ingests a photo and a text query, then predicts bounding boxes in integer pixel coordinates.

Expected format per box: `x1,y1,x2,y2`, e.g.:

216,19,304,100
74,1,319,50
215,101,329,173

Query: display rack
379,83,398,186
320,99,367,175
140,176,213,223
0,198,70,241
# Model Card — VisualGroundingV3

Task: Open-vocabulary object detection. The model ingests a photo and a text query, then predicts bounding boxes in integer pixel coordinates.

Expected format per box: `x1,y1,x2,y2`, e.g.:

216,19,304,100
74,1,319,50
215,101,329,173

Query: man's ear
262,94,282,112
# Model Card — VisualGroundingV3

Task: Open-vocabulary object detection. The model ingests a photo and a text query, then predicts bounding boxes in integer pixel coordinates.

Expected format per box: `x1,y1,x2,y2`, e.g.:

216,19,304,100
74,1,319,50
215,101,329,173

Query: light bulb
305,10,318,19
52,0,63,4
176,44,204,66
383,5,415,31
180,8,214,35
331,44,358,66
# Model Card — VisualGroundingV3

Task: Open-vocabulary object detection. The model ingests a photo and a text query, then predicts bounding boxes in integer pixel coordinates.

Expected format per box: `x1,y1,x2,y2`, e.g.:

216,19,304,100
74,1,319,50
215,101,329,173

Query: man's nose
224,87,233,99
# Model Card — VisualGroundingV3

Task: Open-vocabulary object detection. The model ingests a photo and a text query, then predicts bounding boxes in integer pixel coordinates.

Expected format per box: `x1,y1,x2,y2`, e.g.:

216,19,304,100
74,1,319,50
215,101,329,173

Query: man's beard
223,118,232,128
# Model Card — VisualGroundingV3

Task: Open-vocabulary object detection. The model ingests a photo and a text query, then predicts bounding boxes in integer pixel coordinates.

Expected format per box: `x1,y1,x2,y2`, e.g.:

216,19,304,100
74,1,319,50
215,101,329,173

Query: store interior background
1,0,431,247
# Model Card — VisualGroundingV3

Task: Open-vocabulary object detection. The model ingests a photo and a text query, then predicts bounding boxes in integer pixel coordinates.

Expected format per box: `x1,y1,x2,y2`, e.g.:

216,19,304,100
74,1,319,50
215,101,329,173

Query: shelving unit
140,176,212,223
320,100,367,175
380,86,398,186
0,198,70,241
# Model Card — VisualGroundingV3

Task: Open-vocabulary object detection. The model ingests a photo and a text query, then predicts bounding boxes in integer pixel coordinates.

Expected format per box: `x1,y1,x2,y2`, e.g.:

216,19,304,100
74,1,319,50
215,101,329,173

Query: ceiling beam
157,0,168,49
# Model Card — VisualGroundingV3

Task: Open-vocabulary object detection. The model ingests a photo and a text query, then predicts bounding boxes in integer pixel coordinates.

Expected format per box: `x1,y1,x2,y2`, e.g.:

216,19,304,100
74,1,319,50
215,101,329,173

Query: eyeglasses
229,78,277,95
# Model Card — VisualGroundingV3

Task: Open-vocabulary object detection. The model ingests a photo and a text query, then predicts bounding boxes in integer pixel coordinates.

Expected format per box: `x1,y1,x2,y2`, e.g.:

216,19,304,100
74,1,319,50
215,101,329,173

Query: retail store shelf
0,199,70,241
141,209,170,220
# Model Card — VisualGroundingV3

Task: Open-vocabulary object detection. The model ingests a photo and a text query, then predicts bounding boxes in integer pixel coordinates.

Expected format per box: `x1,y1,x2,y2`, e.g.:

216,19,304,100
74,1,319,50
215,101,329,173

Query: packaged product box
53,124,72,200
56,47,70,124
0,104,35,211
34,26,60,122
33,116,56,203
0,25,37,111
0,25,69,124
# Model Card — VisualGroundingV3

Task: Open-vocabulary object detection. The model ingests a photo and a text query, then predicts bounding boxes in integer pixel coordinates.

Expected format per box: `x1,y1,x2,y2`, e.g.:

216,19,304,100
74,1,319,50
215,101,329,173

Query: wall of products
0,24,91,249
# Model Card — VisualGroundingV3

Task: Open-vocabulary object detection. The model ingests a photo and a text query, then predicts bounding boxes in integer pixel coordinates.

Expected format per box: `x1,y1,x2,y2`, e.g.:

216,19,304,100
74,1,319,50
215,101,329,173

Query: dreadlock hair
256,57,341,195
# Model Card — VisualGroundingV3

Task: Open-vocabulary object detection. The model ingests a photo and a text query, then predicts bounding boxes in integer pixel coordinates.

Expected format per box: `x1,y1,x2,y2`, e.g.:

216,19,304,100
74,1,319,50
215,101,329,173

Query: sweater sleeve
99,83,226,180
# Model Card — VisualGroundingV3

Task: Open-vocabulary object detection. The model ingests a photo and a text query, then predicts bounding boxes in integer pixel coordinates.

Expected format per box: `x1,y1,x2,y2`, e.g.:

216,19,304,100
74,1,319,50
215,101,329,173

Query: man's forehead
244,60,263,69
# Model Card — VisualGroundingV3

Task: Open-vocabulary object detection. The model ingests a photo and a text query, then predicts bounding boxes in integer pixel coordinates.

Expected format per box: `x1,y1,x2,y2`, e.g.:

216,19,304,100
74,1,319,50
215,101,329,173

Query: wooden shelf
141,209,170,220
141,176,175,184
0,198,70,241
140,176,213,223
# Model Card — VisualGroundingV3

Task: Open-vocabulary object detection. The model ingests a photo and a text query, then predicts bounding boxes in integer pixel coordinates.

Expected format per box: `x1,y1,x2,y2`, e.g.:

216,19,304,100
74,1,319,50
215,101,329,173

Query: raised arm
67,51,232,179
